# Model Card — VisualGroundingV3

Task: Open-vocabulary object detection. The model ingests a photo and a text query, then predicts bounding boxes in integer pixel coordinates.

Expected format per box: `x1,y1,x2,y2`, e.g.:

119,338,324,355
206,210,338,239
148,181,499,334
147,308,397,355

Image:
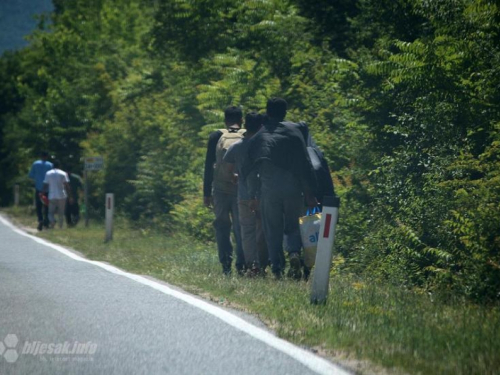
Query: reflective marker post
14,184,19,206
84,169,89,227
310,196,340,305
105,193,114,242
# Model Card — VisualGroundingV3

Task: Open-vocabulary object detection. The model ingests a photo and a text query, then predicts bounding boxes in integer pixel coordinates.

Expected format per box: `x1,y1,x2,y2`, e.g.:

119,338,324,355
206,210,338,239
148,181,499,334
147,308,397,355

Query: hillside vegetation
1,0,499,302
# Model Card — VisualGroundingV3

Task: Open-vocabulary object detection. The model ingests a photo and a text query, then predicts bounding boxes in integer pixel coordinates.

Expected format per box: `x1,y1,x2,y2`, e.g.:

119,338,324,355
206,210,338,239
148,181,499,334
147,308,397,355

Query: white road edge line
0,215,350,375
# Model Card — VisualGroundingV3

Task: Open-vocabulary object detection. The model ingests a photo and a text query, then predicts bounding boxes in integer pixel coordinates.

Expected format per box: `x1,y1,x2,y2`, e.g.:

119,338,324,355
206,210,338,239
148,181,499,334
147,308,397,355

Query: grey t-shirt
223,138,251,200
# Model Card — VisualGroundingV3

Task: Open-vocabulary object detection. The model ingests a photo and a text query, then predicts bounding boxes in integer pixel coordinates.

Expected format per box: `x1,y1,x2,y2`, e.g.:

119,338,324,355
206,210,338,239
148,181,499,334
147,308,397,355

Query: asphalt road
0,216,349,375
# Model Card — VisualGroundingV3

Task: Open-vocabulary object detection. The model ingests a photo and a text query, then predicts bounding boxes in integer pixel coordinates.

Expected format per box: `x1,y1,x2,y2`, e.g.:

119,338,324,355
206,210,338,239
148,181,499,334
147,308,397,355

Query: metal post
14,185,19,206
84,169,89,227
310,196,340,305
105,193,114,242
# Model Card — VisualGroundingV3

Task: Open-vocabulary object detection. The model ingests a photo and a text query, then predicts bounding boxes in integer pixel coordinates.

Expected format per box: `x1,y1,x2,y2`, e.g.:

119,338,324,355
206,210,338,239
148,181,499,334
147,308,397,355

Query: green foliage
1,0,499,302
169,190,215,242
340,0,500,300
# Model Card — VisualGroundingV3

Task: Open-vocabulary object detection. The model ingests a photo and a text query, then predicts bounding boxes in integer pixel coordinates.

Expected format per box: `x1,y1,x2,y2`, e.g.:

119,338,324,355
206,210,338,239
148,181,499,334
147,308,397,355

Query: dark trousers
258,162,304,276
213,190,244,271
238,200,268,269
35,190,49,226
65,200,80,226
260,190,303,275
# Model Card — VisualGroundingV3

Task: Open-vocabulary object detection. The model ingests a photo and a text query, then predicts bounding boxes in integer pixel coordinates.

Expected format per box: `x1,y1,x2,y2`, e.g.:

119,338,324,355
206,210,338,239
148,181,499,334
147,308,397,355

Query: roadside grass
3,206,500,375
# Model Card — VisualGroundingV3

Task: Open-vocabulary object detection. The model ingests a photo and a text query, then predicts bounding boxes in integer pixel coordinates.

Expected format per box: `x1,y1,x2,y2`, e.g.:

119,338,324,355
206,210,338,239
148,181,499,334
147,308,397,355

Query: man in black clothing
245,98,317,279
296,123,336,207
203,106,245,275
65,167,83,227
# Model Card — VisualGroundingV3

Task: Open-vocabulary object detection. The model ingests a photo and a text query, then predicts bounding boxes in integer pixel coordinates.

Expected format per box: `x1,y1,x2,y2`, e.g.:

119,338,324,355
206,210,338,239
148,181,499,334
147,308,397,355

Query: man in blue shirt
28,151,53,230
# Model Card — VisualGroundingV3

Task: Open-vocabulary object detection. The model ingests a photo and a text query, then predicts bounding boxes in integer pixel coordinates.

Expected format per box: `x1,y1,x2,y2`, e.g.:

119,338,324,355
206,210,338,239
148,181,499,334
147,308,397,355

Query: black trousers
35,190,49,226
65,200,80,226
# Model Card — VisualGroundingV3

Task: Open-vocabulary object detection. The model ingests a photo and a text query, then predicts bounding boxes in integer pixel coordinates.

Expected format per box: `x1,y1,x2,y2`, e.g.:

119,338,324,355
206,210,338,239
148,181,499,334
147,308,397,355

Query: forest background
0,0,499,302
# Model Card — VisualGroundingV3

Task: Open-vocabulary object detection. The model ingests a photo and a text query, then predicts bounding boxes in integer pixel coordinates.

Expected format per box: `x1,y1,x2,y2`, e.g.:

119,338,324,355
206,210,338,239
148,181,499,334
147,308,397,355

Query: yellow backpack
213,128,246,191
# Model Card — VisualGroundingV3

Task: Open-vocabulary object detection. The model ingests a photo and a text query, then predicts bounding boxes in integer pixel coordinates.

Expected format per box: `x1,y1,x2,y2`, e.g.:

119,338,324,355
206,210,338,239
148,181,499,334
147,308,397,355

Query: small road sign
84,156,104,171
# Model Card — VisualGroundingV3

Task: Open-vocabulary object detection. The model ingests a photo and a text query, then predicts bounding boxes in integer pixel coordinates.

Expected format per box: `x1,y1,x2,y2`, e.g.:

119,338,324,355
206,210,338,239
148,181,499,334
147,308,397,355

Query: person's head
40,151,49,161
244,112,263,135
52,160,61,169
266,97,287,121
224,106,243,129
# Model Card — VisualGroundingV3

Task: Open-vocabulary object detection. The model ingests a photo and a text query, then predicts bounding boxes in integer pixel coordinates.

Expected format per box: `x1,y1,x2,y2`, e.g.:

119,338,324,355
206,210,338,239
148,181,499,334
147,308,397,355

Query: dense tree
1,0,498,300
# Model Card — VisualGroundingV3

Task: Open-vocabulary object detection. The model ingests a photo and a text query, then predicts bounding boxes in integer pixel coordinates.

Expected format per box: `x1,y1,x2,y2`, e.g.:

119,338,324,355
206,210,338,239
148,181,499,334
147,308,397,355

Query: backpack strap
219,128,245,136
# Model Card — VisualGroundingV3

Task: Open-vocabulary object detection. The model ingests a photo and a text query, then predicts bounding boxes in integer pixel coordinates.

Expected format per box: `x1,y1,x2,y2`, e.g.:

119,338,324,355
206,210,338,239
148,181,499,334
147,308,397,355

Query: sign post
105,193,114,242
14,184,19,206
310,196,340,305
83,156,104,227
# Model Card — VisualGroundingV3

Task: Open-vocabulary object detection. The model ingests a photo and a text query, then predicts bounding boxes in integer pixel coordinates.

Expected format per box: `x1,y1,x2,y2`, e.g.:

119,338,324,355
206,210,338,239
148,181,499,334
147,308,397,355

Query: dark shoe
222,265,232,276
246,266,261,278
273,271,283,280
287,253,303,280
303,266,311,281
37,222,43,231
236,264,247,277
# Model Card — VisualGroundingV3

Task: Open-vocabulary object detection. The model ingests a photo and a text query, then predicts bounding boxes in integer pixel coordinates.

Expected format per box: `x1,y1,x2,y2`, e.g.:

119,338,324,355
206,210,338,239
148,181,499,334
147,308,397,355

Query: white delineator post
14,184,19,206
84,169,89,227
105,193,114,242
310,196,340,304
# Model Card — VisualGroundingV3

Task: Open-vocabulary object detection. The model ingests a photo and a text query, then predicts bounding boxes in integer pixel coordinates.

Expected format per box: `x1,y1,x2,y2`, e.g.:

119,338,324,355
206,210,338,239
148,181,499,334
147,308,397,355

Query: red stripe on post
323,214,332,238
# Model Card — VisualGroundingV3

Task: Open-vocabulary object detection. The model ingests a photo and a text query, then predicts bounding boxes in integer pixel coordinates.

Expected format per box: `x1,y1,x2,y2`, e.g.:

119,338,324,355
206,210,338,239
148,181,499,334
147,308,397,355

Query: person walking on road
203,106,246,275
28,151,53,231
224,112,268,276
43,160,73,229
244,98,318,279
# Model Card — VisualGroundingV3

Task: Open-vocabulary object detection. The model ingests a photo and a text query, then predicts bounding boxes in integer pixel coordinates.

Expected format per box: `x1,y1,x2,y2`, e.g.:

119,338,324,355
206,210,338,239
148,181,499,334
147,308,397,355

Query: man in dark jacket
203,106,245,275
245,98,317,279
297,123,335,207
64,166,83,227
